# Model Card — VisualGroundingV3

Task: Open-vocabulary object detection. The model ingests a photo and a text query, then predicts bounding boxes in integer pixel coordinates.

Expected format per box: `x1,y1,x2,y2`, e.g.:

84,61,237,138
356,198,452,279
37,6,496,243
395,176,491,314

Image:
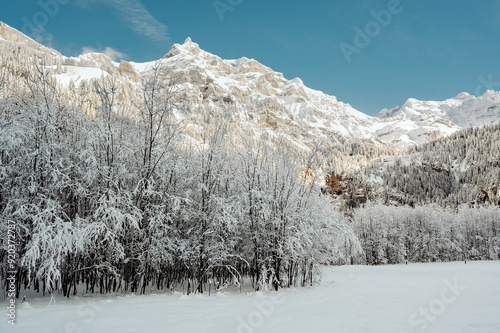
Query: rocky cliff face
1,21,500,152
0,21,61,57
119,60,140,82
132,37,382,149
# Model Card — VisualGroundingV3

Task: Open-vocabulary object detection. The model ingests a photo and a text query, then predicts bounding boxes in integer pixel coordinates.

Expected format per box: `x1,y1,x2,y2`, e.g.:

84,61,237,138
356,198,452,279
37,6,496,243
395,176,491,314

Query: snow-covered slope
127,37,385,148
377,92,500,146
0,21,61,57
1,21,500,149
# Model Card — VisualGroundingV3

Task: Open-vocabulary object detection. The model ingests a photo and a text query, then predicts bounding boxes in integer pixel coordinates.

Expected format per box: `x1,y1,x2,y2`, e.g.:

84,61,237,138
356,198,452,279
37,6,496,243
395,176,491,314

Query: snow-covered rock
376,91,500,146
1,21,499,149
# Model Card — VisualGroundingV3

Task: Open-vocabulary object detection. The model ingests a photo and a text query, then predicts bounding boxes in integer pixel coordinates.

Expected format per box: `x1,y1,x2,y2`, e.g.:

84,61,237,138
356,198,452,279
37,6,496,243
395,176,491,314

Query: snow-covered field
2,261,499,333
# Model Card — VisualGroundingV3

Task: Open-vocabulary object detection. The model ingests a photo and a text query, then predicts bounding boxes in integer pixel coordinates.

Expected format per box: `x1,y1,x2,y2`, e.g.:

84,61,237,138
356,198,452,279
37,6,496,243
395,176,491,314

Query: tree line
0,61,359,298
346,203,500,265
361,123,500,208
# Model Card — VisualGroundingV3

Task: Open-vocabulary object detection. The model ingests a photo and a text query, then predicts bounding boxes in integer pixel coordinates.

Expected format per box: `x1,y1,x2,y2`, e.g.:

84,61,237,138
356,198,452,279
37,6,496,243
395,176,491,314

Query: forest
345,204,500,265
363,123,500,208
0,60,359,297
0,48,499,300
330,124,500,266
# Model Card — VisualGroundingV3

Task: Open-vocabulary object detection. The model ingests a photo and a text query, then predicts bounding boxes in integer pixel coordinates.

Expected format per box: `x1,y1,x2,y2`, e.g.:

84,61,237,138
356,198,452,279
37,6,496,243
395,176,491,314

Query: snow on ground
54,66,108,87
1,261,499,333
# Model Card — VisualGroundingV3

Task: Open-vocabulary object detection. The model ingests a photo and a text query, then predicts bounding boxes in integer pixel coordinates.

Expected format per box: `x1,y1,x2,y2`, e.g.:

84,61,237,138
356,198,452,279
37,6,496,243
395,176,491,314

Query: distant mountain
1,21,499,150
376,92,500,146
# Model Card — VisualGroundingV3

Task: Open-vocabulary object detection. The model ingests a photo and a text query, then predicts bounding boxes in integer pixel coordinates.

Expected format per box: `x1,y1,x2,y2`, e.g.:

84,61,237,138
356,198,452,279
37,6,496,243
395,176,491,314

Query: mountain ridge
1,21,499,150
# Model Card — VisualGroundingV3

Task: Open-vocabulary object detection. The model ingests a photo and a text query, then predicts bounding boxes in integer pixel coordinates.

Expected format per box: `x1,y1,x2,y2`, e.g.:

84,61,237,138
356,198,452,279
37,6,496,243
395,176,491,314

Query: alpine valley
1,19,499,289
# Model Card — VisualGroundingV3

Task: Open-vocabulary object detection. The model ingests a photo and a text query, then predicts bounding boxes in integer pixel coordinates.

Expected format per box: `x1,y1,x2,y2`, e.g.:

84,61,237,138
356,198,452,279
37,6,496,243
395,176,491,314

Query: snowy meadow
1,31,500,333
1,261,499,333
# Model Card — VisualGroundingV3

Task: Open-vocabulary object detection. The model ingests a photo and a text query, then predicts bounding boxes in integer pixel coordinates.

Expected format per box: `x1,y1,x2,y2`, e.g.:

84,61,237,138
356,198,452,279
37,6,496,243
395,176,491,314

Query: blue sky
2,0,500,115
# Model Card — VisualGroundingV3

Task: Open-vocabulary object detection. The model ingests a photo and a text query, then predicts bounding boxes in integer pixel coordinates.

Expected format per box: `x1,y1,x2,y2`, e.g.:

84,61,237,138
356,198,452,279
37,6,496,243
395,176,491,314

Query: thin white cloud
81,46,127,61
103,46,127,60
104,0,169,42
32,27,55,48
81,46,96,54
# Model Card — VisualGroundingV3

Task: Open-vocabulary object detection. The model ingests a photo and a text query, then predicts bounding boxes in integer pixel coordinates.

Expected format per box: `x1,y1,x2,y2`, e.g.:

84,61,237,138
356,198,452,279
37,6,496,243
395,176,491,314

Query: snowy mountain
376,91,500,145
0,21,61,57
126,37,388,150
2,21,500,317
1,21,500,149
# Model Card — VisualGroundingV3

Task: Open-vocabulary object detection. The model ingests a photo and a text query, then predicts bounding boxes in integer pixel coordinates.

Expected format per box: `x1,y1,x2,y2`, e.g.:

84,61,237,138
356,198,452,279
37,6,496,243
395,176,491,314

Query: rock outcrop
119,60,140,82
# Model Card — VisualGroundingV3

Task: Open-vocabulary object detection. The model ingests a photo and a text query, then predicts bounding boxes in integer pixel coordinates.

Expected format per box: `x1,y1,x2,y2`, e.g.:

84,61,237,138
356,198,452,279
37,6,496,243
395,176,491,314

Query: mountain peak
164,37,201,58
480,90,500,100
455,92,473,100
290,77,304,86
0,21,40,46
2,21,499,150
0,21,61,57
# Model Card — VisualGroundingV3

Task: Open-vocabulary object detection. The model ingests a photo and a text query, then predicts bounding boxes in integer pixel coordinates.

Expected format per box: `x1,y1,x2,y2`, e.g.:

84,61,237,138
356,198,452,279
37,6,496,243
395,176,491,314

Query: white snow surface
54,66,109,87
2,261,499,333
376,92,500,146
